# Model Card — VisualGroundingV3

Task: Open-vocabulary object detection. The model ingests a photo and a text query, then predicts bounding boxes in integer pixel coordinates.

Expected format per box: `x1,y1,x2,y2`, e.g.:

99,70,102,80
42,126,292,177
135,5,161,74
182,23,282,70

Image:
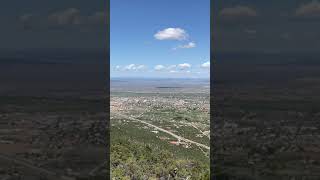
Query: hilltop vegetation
111,137,209,179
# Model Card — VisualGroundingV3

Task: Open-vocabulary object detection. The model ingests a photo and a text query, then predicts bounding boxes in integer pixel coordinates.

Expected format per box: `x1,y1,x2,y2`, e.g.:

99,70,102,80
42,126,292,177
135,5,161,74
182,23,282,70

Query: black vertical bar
106,0,110,179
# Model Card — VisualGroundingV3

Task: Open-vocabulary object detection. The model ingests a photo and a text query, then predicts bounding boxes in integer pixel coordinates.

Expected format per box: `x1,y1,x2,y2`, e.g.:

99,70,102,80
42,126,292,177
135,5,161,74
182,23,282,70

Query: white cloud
136,65,147,70
201,61,210,68
154,65,166,71
178,63,191,70
182,42,196,48
124,64,136,70
173,42,196,50
295,0,320,17
220,6,257,18
122,64,147,71
154,28,188,40
115,65,121,70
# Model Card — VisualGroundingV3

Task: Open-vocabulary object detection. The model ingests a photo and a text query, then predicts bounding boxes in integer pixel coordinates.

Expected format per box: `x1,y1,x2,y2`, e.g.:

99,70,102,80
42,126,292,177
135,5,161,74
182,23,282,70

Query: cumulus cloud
154,65,166,71
136,64,147,70
178,63,191,70
115,65,121,70
219,6,257,18
173,42,196,50
154,28,188,40
201,61,210,69
124,64,136,70
295,0,320,17
114,62,210,75
122,64,147,71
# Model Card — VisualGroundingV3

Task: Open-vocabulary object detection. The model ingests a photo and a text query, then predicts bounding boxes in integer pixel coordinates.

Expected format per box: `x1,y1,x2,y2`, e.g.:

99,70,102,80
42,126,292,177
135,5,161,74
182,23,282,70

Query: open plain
111,78,210,179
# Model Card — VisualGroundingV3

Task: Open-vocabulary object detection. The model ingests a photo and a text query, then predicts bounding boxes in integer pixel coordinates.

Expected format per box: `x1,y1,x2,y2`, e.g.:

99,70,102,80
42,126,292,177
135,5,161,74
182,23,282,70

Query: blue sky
111,0,210,78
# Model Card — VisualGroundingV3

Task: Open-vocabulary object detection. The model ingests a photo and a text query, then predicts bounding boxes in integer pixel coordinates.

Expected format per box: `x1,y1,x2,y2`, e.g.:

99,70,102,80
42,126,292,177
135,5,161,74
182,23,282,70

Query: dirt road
114,113,210,150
